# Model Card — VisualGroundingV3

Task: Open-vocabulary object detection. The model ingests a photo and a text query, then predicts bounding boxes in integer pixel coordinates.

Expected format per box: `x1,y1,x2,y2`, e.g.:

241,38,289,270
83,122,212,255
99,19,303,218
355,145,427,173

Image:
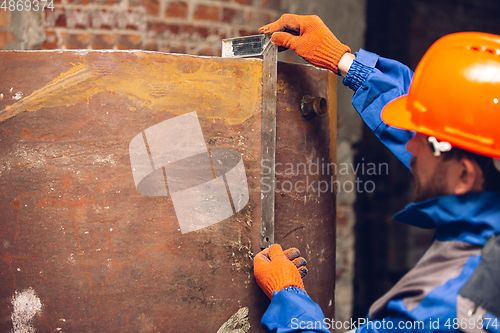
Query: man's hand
259,14,351,74
254,244,308,299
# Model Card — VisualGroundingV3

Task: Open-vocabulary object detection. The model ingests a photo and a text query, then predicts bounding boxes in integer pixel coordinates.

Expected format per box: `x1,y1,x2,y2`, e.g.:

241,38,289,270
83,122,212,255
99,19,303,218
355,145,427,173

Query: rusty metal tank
0,50,337,332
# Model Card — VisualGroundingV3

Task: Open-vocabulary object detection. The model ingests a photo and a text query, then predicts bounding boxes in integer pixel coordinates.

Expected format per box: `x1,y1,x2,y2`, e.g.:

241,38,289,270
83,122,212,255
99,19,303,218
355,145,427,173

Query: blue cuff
343,49,378,92
262,287,330,333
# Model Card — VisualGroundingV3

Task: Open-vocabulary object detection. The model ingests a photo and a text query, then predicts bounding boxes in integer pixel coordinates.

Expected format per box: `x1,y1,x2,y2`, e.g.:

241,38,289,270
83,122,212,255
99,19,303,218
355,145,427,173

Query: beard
411,157,450,202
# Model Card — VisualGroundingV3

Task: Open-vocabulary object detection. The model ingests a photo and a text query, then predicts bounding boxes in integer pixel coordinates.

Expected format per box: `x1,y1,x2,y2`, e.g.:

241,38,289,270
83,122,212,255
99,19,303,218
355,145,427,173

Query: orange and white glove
254,244,308,299
259,14,351,74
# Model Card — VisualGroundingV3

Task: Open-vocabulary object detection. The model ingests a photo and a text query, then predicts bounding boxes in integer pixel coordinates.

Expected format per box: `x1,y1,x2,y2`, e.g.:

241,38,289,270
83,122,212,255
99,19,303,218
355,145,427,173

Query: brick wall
0,0,282,54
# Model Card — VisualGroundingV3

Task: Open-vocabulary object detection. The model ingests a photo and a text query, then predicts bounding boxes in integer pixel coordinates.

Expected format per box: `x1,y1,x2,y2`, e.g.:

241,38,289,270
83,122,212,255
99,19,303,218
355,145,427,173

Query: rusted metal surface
275,63,337,316
0,50,336,332
301,95,328,118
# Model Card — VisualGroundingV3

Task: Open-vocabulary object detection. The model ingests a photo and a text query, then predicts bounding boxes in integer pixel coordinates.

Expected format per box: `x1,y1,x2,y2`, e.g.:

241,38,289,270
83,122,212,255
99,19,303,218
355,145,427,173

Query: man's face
406,133,452,202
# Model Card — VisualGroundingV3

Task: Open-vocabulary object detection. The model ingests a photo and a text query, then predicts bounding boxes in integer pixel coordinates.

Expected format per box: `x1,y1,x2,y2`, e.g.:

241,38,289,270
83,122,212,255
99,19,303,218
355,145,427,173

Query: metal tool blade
222,35,277,248
222,34,272,58
259,43,277,249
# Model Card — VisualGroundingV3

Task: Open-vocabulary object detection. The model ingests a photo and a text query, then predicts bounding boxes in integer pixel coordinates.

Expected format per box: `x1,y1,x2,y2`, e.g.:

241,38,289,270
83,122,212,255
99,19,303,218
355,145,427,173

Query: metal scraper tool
222,34,277,249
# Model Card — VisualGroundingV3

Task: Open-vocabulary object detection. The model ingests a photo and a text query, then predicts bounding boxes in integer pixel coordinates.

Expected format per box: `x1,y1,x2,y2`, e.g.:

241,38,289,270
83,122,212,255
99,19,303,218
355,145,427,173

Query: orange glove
259,14,351,74
254,244,308,299
284,247,308,278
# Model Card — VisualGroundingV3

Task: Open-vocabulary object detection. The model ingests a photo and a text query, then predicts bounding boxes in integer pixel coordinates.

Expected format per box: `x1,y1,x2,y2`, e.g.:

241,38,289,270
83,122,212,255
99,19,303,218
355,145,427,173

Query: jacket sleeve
261,288,423,333
261,287,331,333
342,49,415,169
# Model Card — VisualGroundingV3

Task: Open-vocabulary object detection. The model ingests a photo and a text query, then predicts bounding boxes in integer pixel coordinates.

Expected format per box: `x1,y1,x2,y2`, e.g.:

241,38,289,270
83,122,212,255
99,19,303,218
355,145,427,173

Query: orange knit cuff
311,35,351,74
259,268,305,299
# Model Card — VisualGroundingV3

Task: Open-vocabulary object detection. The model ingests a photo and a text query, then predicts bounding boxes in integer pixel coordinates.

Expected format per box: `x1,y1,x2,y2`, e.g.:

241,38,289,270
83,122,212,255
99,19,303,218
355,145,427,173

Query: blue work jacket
261,49,500,333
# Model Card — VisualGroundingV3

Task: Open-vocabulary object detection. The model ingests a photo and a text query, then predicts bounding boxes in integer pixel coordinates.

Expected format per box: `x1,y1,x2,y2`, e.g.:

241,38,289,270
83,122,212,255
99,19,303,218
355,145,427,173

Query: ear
453,157,484,195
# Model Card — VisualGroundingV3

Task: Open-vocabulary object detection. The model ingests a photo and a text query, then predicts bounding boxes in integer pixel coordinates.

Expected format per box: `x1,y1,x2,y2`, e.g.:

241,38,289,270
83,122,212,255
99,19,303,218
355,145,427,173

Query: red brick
166,1,188,18
222,7,245,24
116,11,145,30
62,32,91,49
147,22,180,34
56,13,67,27
238,28,258,37
91,9,116,30
144,42,158,51
145,0,160,16
67,9,91,29
170,44,187,54
92,0,121,4
222,7,235,23
0,10,10,27
193,4,219,22
90,33,117,49
45,9,67,28
218,32,227,40
41,30,59,49
130,0,159,16
116,34,142,50
198,47,215,56
68,0,90,5
180,24,210,38
0,31,17,50
235,0,252,4
262,0,280,10
159,43,186,54
147,22,211,40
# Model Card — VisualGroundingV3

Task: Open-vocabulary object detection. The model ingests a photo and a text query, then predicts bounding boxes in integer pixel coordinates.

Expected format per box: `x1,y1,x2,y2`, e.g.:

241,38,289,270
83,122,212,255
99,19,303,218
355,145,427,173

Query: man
253,14,500,332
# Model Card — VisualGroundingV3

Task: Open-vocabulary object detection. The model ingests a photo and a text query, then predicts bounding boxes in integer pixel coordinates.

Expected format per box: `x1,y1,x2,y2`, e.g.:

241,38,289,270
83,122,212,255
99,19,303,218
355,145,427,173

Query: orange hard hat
382,32,500,159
